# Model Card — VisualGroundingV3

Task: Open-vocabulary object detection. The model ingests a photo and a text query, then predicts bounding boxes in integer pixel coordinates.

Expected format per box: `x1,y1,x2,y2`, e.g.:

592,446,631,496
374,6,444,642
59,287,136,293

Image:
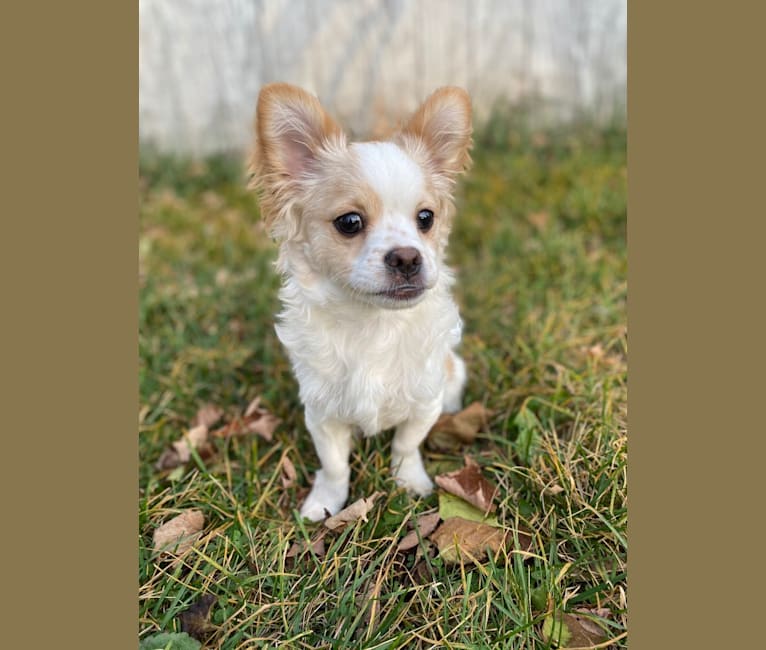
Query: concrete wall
139,0,626,155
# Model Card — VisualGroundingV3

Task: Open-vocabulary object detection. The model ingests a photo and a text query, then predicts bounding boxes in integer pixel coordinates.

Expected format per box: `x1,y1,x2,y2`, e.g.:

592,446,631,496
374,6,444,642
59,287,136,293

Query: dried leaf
286,530,327,560
585,343,605,361
153,509,205,555
431,517,532,565
193,404,223,429
398,512,441,551
434,457,498,514
281,455,297,488
544,484,565,496
431,517,507,564
212,397,280,442
541,610,609,648
323,491,384,531
527,211,550,231
179,594,216,641
155,405,222,471
438,492,499,527
427,402,491,451
155,447,182,470
172,424,209,464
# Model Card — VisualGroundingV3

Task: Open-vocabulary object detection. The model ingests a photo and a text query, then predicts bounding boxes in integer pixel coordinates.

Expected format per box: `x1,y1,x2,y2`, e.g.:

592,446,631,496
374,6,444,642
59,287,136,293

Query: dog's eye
416,209,434,232
334,212,364,236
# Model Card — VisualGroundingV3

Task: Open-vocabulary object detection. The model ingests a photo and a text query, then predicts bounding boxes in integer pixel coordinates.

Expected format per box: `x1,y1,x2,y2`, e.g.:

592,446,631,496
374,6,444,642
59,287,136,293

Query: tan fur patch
445,352,455,380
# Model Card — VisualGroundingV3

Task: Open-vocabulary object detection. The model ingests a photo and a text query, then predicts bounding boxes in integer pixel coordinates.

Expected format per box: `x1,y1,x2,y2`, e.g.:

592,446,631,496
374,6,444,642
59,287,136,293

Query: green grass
139,122,627,649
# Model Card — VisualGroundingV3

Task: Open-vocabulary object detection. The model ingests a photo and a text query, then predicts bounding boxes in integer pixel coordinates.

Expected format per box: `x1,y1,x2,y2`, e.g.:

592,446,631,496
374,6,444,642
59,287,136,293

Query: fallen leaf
155,447,183,470
527,211,550,231
172,424,209,464
281,455,297,489
585,343,605,361
155,405,222,470
431,517,507,564
398,512,441,551
324,491,384,530
438,492,499,526
426,402,491,451
193,404,223,429
434,457,498,514
286,531,327,560
543,484,565,496
541,610,609,648
179,594,216,641
212,397,280,442
431,517,533,565
153,509,205,555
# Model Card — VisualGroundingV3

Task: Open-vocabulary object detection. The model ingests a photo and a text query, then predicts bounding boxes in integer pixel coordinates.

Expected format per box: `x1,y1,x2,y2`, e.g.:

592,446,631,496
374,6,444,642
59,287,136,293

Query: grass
139,120,627,649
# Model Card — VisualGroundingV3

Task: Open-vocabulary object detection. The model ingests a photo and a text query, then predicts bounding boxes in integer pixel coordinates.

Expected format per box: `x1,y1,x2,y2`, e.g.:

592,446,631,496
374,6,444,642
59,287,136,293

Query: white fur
260,97,470,522
278,272,465,521
276,143,465,520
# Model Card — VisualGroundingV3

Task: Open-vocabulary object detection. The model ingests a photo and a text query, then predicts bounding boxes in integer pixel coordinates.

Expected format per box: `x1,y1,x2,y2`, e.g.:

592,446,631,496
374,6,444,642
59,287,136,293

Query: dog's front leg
391,403,441,497
300,408,353,521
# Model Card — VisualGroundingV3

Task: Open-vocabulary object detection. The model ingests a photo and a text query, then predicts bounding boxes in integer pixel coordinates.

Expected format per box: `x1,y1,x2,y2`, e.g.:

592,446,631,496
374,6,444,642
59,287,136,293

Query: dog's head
250,84,472,309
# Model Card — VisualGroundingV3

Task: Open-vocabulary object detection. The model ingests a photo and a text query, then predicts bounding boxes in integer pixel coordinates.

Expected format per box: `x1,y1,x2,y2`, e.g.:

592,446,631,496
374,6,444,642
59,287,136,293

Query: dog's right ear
250,84,344,234
254,83,343,178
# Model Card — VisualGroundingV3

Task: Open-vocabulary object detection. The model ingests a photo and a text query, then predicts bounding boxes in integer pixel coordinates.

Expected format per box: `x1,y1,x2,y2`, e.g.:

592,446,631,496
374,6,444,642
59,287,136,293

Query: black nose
384,247,422,279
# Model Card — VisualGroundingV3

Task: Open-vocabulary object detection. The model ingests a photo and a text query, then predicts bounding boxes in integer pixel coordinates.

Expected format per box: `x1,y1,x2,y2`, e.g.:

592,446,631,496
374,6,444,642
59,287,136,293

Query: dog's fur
250,84,473,520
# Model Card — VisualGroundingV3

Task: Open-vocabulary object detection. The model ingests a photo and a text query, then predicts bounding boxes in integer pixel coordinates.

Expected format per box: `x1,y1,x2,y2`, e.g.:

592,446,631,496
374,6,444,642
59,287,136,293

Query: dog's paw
393,457,434,498
299,473,348,521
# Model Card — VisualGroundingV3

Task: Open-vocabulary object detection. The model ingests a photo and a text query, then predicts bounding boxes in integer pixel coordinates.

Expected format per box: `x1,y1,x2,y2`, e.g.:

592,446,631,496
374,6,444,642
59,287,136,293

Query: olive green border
4,2,763,647
3,2,137,646
629,2,765,648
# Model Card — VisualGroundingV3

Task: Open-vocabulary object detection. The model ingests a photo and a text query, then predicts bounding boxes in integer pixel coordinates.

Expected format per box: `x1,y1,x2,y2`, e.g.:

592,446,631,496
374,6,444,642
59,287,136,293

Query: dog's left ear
400,87,473,179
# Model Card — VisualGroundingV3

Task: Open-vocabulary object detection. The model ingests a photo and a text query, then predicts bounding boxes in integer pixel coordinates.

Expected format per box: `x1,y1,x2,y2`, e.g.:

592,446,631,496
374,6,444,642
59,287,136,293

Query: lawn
139,119,627,649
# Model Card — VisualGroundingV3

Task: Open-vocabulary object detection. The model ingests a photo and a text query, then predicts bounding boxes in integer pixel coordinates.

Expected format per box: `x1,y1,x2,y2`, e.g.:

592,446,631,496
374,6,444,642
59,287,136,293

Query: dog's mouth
375,284,425,301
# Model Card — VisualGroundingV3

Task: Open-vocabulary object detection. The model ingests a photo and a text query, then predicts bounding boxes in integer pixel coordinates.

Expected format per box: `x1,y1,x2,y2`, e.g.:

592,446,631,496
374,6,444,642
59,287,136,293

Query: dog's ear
250,84,344,235
400,87,473,179
253,83,343,179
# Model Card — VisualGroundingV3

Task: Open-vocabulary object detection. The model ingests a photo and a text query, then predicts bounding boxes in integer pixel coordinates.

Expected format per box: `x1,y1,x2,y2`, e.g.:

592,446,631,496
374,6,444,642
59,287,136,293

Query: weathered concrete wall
139,0,626,155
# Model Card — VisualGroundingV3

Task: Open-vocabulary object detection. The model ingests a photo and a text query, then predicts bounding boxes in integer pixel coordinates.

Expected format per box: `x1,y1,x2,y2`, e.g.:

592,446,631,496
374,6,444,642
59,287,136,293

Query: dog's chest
276,295,460,434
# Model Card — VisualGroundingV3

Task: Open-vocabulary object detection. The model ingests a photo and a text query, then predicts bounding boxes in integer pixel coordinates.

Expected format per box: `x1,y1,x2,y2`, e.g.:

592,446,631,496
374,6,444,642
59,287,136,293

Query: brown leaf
155,426,212,470
171,424,209,464
286,533,326,560
431,517,532,565
323,491,384,530
153,509,205,555
586,343,605,361
434,457,498,514
543,484,565,496
179,593,216,640
541,609,610,648
155,447,182,470
155,405,222,470
427,402,491,451
193,404,223,429
431,517,507,564
211,397,280,442
398,512,441,551
527,211,550,231
281,455,297,489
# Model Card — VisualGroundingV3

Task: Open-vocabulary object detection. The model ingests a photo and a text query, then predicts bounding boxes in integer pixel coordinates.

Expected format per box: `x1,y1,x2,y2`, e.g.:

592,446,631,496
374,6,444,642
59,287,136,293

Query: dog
250,83,473,521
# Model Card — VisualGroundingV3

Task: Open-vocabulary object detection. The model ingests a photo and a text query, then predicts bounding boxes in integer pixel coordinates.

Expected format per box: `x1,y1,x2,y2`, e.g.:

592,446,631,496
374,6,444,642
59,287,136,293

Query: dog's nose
384,247,422,279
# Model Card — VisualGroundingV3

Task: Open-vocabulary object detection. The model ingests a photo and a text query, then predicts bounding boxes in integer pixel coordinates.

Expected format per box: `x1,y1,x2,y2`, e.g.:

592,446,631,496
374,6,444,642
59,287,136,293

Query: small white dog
250,83,473,521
